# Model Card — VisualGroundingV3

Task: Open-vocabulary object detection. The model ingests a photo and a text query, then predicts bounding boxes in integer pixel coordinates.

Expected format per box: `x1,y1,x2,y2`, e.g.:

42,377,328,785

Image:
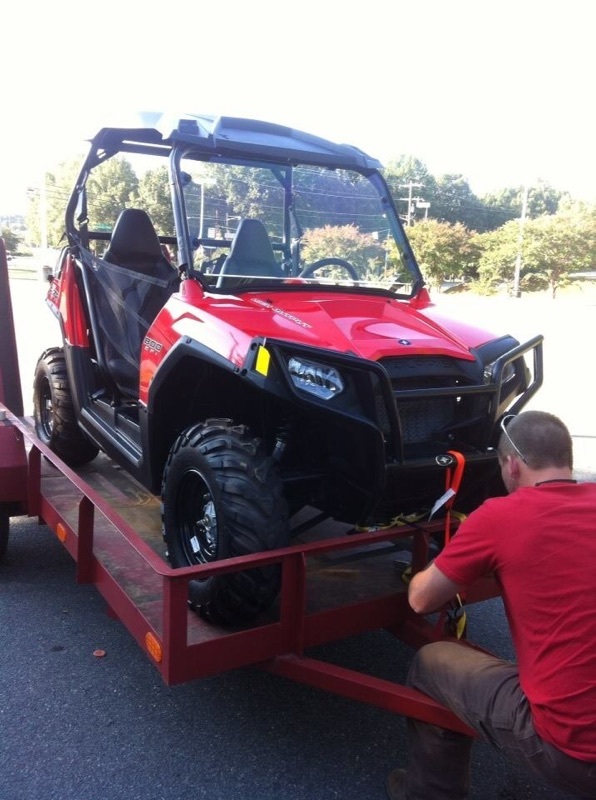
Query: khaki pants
404,642,596,799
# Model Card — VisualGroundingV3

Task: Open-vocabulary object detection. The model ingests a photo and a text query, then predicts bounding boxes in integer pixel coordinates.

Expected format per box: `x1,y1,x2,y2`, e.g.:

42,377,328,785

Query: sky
1,0,595,215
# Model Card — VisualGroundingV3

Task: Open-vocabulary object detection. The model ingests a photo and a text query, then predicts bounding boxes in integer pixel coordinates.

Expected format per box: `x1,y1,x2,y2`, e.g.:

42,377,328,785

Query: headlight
288,357,344,400
483,360,516,385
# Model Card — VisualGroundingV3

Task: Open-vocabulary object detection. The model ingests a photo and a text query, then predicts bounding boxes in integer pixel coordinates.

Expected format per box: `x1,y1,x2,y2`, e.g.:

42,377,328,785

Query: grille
397,398,456,443
379,355,484,447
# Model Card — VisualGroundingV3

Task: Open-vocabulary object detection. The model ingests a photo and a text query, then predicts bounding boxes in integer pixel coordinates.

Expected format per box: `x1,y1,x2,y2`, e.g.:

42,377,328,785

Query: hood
172,285,502,366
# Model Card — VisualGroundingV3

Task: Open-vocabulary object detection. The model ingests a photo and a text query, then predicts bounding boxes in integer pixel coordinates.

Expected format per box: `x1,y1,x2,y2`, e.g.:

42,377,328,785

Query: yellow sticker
255,345,270,376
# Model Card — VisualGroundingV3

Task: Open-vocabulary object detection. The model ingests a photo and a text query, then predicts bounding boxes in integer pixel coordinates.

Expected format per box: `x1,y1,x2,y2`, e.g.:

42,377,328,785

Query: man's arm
408,562,463,614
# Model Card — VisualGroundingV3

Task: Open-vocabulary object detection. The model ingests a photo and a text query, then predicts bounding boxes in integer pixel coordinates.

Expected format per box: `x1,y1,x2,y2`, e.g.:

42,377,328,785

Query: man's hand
408,562,463,614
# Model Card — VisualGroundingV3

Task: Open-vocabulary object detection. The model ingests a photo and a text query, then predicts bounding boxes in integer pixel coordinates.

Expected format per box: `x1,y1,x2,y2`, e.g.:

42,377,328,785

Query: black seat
216,219,283,288
104,208,175,278
94,209,179,397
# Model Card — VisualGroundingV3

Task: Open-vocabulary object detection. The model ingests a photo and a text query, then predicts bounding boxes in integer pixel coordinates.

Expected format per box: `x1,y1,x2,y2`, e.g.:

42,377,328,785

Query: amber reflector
145,632,163,663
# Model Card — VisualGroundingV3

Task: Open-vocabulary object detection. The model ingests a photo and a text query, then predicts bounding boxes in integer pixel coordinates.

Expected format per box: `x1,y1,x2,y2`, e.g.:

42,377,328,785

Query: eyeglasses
499,414,527,463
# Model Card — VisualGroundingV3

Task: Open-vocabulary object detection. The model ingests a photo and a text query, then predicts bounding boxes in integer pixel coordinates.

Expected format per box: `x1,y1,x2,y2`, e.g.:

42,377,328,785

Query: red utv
34,114,543,623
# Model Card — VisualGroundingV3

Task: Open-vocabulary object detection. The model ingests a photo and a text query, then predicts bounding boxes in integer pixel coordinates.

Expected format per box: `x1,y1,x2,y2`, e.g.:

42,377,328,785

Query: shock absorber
271,420,291,462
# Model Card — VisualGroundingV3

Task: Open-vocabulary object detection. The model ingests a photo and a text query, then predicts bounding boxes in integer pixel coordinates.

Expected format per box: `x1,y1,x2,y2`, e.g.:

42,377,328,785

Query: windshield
178,158,420,295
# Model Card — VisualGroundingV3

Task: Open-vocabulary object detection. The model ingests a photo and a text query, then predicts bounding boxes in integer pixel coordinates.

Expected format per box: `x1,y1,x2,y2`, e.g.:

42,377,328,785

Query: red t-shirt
434,481,596,761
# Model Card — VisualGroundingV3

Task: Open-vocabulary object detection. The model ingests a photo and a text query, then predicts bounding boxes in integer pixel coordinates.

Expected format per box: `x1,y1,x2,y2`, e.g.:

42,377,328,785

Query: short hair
498,410,573,470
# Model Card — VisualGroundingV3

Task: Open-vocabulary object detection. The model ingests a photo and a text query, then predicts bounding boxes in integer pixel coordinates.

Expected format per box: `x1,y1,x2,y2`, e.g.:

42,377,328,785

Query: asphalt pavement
2,271,594,799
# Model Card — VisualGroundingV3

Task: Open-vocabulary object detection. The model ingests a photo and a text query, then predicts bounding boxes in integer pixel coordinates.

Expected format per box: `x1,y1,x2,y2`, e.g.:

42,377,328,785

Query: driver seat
98,208,180,397
217,219,283,288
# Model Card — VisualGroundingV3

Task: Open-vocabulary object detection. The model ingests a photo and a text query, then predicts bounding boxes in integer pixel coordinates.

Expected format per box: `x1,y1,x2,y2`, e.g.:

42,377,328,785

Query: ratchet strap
375,450,468,639
429,450,465,523
355,509,428,533
443,449,465,544
438,450,468,639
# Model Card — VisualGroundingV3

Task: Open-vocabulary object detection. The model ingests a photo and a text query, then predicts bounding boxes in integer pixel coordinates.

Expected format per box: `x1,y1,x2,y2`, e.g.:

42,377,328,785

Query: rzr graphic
34,114,543,624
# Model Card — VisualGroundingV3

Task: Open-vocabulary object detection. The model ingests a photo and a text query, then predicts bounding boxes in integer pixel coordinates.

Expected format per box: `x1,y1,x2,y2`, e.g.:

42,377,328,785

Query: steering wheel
299,257,359,281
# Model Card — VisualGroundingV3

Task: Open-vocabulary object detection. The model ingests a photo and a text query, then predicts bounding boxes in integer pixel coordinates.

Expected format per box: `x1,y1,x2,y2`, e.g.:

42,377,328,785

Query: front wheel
162,419,290,625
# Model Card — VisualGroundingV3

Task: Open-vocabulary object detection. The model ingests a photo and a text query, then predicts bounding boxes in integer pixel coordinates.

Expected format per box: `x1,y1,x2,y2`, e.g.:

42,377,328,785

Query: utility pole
399,182,423,226
513,185,529,298
39,171,50,280
39,171,48,253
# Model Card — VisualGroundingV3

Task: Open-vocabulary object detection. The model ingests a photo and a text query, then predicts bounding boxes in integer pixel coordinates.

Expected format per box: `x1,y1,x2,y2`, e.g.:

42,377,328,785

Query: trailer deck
4,405,501,734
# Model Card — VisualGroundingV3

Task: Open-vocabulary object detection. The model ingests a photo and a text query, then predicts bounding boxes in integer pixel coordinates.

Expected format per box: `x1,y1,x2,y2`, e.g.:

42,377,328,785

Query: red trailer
0,239,517,738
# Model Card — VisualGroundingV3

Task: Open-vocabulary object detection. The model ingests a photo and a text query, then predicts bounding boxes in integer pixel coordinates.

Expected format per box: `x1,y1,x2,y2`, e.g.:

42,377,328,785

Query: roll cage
65,115,425,299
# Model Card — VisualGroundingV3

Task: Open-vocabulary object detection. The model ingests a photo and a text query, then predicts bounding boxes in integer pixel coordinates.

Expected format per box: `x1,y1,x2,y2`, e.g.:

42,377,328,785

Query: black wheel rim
177,469,218,568
39,378,54,438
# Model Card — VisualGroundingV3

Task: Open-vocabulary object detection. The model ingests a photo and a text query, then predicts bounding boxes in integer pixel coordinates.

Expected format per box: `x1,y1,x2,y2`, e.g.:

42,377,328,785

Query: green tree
521,210,594,298
26,158,83,247
475,204,596,297
405,219,479,290
383,156,436,226
301,224,386,278
480,180,569,232
476,190,519,231
384,159,502,233
475,220,523,294
132,166,175,235
1,226,21,253
26,156,139,247
431,174,487,231
384,155,433,186
206,164,282,233
87,156,139,229
527,180,568,217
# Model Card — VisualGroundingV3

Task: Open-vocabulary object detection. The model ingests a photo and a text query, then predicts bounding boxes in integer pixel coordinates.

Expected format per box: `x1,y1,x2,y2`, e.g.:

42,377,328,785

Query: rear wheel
33,348,99,467
162,419,289,625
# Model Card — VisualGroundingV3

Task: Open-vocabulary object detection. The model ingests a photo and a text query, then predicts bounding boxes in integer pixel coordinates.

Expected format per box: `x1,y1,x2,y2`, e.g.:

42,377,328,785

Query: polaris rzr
34,113,543,623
